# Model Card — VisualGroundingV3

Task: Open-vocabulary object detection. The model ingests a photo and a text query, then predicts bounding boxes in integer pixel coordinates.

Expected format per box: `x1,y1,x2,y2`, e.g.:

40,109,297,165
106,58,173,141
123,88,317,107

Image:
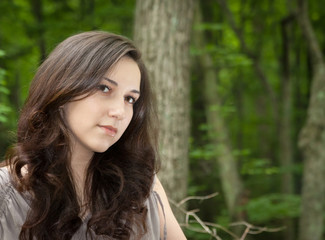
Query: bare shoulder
153,176,187,240
153,175,163,192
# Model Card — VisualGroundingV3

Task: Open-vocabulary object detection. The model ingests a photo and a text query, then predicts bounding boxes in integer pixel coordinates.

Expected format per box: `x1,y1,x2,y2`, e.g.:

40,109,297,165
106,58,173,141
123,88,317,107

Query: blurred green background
1,0,324,239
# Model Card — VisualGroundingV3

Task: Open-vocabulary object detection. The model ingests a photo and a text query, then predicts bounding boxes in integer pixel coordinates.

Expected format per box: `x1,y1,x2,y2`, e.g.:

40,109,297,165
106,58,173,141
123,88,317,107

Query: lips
99,125,117,137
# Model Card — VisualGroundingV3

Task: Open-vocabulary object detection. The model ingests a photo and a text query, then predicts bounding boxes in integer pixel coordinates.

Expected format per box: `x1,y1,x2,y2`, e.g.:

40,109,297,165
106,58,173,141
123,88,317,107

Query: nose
107,97,126,120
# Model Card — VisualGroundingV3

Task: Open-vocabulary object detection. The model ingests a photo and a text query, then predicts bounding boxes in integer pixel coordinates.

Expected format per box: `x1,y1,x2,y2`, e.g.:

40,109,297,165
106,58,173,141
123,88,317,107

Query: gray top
0,167,166,240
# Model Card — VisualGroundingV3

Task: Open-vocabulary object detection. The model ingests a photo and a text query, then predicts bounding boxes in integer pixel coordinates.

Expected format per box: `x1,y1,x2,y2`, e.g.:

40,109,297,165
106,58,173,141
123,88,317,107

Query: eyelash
98,84,111,93
125,96,137,104
98,84,138,104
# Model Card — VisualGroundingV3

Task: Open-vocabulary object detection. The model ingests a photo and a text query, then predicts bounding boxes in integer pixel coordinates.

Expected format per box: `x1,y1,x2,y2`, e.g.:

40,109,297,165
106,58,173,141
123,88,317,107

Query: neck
70,144,94,216
70,151,93,188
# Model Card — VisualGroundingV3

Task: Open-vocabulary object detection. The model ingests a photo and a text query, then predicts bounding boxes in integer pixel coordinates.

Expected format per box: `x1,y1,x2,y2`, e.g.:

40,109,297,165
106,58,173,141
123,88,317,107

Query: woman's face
63,56,141,157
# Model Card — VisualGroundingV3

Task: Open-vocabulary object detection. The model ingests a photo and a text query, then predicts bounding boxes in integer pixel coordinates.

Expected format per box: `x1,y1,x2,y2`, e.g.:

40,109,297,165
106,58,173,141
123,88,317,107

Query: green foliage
190,42,253,68
241,158,279,175
244,194,301,223
0,104,11,124
189,0,320,239
190,144,217,161
0,51,12,124
1,0,323,239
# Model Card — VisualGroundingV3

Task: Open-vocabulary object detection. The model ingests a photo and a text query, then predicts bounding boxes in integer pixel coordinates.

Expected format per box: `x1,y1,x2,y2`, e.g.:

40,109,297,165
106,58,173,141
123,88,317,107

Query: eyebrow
103,77,140,95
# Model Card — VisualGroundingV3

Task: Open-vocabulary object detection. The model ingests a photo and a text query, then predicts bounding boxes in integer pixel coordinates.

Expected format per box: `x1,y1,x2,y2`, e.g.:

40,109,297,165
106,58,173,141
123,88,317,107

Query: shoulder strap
154,191,167,240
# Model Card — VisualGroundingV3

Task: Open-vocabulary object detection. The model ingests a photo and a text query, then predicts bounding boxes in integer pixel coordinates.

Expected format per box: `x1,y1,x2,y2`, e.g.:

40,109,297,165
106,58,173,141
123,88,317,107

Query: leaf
244,194,301,223
0,87,10,95
0,50,5,57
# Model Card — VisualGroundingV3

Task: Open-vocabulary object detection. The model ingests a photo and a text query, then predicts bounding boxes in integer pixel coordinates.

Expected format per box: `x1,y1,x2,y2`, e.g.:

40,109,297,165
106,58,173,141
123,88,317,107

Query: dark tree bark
29,0,46,62
134,0,194,220
279,14,295,240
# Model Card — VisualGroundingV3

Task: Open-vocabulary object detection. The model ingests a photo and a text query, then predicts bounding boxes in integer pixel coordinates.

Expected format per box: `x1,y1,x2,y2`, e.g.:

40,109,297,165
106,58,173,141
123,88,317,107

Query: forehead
104,56,141,89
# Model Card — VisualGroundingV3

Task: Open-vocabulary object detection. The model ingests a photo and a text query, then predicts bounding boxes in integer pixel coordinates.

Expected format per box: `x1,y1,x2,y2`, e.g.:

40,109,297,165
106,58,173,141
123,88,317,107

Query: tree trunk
296,1,325,240
203,57,244,220
134,0,194,220
215,0,278,163
192,3,244,220
279,14,295,240
29,0,46,62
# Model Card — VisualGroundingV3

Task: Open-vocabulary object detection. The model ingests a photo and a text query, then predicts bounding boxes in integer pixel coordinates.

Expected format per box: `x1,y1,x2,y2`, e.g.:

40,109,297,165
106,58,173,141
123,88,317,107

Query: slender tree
133,0,194,219
192,2,244,221
296,1,325,240
215,0,279,163
29,0,46,62
279,13,296,240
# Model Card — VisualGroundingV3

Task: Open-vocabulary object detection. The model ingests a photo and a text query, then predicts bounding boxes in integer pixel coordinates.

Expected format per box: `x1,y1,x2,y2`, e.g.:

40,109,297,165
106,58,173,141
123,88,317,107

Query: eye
98,84,111,93
125,96,137,104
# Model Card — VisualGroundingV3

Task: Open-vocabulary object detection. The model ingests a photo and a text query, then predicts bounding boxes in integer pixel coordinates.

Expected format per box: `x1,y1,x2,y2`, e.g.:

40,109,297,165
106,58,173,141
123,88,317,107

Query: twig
170,193,284,240
230,221,285,233
197,221,240,239
170,198,219,238
230,221,285,239
175,192,219,207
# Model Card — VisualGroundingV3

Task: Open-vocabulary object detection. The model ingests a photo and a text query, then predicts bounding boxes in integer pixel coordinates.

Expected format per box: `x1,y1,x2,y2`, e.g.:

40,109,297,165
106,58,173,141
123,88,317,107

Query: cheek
120,110,134,132
125,112,134,129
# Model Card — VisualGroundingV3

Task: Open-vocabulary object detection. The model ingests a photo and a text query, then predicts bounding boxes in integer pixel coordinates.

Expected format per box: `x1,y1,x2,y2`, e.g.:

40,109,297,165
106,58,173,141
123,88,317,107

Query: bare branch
195,221,240,239
230,221,285,234
170,197,220,238
175,192,219,207
170,194,284,239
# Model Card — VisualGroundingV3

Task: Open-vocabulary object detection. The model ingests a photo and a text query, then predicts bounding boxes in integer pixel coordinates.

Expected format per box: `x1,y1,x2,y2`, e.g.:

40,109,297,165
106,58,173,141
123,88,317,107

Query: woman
0,31,186,239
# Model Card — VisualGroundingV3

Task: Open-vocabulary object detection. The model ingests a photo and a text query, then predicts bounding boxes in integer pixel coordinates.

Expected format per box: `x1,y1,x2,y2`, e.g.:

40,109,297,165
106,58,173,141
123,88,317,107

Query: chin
94,143,115,153
95,147,110,153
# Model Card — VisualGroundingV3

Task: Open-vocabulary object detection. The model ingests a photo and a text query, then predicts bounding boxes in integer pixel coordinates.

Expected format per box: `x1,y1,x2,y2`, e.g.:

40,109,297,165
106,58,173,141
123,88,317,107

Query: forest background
1,0,325,240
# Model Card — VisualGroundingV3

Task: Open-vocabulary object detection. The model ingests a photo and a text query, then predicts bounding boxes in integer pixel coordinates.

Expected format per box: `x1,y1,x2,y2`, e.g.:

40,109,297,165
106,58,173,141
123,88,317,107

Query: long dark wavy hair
3,31,158,239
